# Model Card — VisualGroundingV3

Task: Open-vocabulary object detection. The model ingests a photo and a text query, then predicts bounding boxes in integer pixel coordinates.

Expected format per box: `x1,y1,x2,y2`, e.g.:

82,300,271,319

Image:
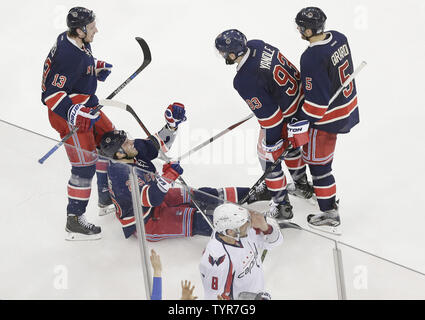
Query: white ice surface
1,0,425,299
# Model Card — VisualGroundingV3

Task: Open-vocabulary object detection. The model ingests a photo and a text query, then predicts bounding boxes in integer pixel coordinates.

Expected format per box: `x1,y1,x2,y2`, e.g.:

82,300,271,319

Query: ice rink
1,0,425,300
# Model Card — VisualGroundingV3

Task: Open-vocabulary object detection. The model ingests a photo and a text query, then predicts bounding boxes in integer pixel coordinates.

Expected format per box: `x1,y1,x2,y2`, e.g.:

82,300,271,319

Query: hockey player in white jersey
199,203,283,300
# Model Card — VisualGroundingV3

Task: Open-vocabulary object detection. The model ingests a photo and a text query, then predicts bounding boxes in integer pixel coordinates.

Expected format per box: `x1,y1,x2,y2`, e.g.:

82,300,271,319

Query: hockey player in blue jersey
41,7,115,240
295,7,360,234
215,29,314,223
99,103,272,240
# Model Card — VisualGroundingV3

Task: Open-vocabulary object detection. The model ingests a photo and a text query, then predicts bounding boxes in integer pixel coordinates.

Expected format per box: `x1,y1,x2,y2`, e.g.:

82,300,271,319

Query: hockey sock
309,163,336,211
67,165,95,215
96,157,111,205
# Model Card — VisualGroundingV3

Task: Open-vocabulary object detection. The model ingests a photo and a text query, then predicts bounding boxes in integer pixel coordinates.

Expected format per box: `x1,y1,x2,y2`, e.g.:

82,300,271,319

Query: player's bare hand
180,280,198,300
250,210,269,232
150,249,162,277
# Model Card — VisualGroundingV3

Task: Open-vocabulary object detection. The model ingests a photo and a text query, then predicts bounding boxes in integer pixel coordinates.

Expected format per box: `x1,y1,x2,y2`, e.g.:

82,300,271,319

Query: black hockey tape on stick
38,37,151,164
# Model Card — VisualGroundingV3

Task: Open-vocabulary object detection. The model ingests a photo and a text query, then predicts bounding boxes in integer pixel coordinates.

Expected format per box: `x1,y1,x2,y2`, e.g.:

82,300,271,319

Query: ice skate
98,201,115,216
266,195,293,222
246,181,272,204
98,191,115,216
65,214,102,241
287,175,316,204
307,203,341,235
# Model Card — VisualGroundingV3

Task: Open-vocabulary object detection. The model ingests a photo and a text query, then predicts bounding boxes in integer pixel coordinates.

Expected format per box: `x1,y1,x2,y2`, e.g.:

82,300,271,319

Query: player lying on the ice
98,102,272,240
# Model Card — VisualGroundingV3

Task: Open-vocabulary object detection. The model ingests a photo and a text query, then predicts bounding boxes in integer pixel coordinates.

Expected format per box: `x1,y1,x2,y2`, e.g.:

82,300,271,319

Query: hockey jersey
297,30,359,133
41,31,99,121
199,221,283,300
233,40,304,145
107,127,178,238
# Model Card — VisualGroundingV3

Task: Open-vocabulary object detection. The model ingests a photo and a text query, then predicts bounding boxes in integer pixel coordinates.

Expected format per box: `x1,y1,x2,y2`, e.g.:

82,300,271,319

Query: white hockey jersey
199,220,283,300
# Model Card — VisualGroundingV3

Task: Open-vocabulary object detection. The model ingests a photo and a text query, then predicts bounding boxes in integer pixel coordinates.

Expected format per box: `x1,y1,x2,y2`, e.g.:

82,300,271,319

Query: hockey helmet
99,130,127,159
295,7,327,35
67,7,96,31
213,203,250,239
215,29,248,65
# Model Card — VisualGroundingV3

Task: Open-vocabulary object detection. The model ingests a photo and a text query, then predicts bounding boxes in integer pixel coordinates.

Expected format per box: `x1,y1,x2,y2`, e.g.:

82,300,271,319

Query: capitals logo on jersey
209,254,226,267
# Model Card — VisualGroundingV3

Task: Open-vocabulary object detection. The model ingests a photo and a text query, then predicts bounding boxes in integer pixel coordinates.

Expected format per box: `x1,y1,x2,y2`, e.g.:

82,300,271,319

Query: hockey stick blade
278,221,301,230
106,37,151,100
39,37,151,164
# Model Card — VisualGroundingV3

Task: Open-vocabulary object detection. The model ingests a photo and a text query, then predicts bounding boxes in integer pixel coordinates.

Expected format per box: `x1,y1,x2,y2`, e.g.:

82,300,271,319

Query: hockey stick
38,37,151,164
249,61,368,210
101,100,214,230
260,60,367,262
99,98,255,162
173,114,254,162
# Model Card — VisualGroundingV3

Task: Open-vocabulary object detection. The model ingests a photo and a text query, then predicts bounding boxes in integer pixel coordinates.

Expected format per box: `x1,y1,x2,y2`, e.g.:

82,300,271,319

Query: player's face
238,220,251,238
121,139,138,158
84,21,98,43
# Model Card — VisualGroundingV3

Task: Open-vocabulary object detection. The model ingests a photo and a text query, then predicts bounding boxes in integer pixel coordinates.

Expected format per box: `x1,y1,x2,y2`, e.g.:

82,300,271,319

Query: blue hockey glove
96,60,113,82
165,102,187,129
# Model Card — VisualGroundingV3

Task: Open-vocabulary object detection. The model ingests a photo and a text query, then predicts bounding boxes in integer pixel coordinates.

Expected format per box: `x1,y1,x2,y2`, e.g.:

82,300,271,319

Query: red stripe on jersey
69,93,91,105
317,96,358,124
257,109,284,129
221,260,234,300
283,88,304,118
111,197,122,218
265,176,287,191
67,185,91,200
118,216,136,226
302,100,328,119
224,187,237,203
314,184,337,199
45,91,66,111
141,185,152,207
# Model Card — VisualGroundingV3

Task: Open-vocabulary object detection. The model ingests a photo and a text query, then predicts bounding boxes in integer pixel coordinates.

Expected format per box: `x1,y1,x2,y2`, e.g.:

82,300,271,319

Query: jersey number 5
273,52,300,96
338,61,354,98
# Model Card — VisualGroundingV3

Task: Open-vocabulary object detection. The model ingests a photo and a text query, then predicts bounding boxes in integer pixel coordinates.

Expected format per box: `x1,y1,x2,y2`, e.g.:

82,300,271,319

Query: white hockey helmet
213,203,250,238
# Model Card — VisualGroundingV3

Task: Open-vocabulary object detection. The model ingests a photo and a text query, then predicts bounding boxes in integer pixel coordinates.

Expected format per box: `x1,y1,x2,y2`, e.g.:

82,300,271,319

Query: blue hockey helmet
295,7,327,35
99,130,127,159
215,29,248,65
67,7,95,32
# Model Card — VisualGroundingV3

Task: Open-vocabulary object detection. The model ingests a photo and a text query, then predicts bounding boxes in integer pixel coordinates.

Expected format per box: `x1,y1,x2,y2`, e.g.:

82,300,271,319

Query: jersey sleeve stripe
44,91,67,111
302,100,329,119
257,108,284,129
141,185,153,207
282,89,304,118
153,133,169,153
316,95,358,125
69,93,91,105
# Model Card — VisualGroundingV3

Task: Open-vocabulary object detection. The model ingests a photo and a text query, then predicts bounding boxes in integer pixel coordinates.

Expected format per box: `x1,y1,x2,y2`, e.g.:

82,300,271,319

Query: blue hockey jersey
41,31,99,121
107,138,164,235
233,40,304,144
297,30,359,133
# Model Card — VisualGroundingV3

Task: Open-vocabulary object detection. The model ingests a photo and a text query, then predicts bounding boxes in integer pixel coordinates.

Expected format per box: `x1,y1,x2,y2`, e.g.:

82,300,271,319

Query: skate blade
307,223,342,236
278,221,301,230
287,191,317,206
98,205,115,216
65,230,102,241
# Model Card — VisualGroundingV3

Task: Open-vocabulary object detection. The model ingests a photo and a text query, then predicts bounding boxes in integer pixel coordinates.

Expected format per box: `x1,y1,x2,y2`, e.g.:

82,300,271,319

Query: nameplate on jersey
260,46,275,70
331,44,350,66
